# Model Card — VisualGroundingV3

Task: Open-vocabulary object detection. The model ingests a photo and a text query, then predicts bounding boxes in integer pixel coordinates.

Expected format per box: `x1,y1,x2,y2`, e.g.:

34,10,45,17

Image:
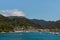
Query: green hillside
0,14,41,32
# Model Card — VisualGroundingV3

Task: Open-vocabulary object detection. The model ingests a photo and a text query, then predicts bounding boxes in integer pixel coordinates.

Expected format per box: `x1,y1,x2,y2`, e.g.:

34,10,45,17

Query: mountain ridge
0,14,60,32
0,14,41,32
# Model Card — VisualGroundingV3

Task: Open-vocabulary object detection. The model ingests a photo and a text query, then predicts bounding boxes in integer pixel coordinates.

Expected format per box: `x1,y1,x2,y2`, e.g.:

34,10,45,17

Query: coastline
0,31,60,34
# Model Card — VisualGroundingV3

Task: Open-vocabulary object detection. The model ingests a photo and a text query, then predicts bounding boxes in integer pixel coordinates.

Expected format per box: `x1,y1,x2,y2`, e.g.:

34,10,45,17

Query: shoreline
0,31,60,34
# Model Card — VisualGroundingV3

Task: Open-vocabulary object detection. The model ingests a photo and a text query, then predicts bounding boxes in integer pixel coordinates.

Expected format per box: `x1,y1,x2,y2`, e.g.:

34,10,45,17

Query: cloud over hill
0,9,25,16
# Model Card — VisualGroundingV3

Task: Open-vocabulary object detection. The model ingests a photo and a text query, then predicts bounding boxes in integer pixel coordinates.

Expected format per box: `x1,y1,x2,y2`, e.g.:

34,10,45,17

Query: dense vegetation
32,19,60,32
0,14,60,32
32,19,60,29
0,14,41,32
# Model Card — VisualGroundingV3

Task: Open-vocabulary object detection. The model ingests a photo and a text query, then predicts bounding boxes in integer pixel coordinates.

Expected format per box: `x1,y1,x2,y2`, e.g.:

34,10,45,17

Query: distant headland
0,14,60,33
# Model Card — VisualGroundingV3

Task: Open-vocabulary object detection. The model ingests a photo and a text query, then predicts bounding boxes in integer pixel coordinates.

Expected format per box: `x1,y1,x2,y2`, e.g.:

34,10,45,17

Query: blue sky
0,0,60,21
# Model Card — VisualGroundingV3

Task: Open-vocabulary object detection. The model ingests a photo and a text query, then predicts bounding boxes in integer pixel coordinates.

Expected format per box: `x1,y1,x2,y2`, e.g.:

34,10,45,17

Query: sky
0,0,60,21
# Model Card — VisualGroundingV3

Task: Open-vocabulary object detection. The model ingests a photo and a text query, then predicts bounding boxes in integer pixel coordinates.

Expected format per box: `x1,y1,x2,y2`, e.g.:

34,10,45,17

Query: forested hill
32,19,54,28
46,20,60,29
0,14,60,32
0,14,41,32
32,19,60,29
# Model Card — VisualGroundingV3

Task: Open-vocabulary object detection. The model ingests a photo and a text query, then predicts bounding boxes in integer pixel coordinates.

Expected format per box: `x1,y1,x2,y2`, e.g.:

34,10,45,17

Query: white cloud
0,9,25,16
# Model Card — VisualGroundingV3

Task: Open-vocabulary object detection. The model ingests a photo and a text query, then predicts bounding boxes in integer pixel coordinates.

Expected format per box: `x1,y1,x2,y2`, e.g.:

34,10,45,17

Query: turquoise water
0,32,60,40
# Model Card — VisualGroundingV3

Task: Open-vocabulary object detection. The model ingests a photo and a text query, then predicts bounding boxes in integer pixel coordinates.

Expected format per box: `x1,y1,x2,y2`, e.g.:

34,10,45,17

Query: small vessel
55,32,59,35
52,32,59,35
48,32,60,35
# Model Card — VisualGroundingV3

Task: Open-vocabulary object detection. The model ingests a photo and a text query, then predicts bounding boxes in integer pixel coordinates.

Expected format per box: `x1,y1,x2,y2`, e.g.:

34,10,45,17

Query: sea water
0,32,60,40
